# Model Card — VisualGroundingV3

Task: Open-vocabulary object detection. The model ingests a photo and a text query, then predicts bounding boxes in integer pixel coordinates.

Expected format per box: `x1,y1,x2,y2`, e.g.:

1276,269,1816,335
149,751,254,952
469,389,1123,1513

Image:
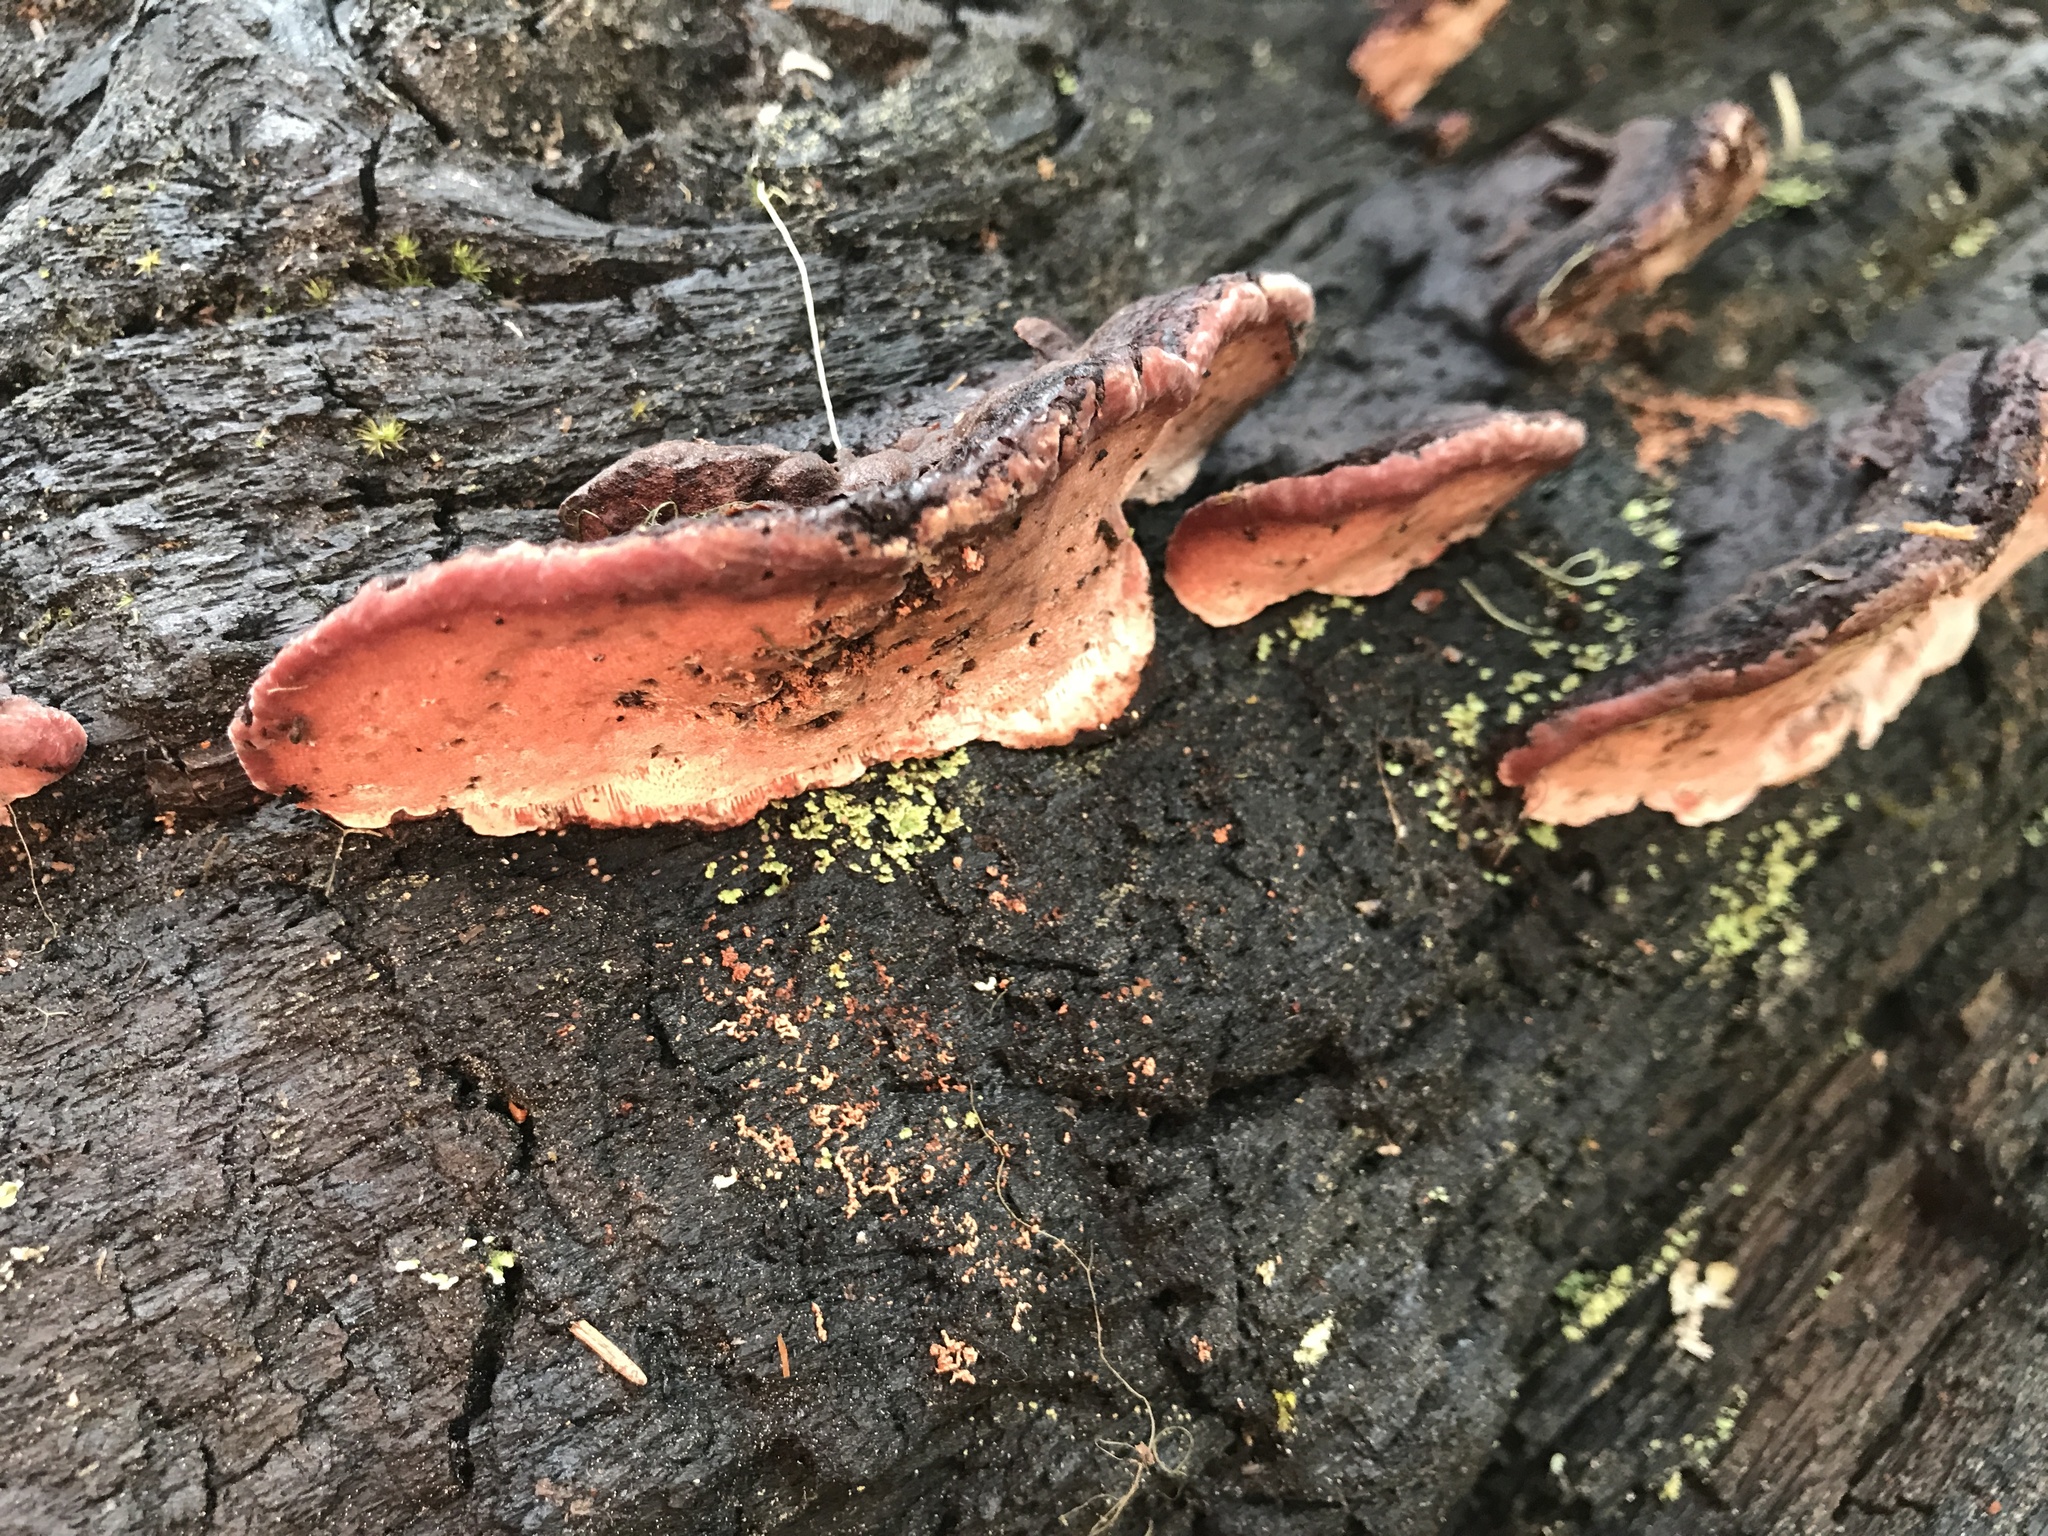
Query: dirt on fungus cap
0,683,87,827
1163,407,1585,627
230,272,1315,836
1348,0,1511,123
1499,336,2048,827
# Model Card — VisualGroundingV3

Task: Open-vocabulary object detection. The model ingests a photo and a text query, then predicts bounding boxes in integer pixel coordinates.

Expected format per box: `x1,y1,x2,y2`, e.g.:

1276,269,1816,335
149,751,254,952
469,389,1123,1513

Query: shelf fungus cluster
1501,337,2048,826
218,99,1817,839
232,274,1316,835
0,683,86,827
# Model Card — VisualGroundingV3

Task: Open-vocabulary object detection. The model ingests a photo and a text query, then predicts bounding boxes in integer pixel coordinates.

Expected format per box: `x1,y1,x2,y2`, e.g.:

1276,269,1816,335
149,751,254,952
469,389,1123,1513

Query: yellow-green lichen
1701,810,1843,963
2023,806,2048,848
1949,217,1997,261
1555,1264,1636,1340
784,749,969,884
1444,694,1487,749
1555,1216,1701,1342
1273,1389,1297,1433
1618,493,1684,567
354,414,409,459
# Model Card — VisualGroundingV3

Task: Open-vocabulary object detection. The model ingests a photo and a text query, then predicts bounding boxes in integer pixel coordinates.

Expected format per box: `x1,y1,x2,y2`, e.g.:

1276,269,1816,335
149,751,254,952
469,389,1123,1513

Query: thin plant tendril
754,180,843,459
12,816,58,942
1514,547,1615,587
1460,578,1546,635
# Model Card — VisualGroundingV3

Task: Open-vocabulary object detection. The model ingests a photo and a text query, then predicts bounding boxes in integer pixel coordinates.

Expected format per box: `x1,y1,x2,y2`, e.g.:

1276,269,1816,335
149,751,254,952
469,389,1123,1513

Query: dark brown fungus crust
1499,337,2048,826
1164,408,1585,626
0,682,87,827
558,440,840,540
1493,104,1768,360
1347,0,1510,123
231,272,1314,835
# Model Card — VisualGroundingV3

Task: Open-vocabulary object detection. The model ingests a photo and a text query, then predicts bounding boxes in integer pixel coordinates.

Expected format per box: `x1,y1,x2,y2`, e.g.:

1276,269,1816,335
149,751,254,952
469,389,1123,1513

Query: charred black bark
6,4,2048,1535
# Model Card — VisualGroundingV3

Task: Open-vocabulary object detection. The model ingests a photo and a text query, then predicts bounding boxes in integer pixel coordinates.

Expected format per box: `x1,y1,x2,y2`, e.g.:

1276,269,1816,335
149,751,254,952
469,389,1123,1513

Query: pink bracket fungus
230,272,1314,836
1489,105,1768,361
1381,105,1768,362
1499,337,2048,827
1348,0,1511,123
0,682,86,827
1163,407,1585,626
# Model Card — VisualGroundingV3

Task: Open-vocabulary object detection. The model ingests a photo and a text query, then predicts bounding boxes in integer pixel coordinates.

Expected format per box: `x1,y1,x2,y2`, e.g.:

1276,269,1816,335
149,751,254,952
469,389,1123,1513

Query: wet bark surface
5,2,2048,1533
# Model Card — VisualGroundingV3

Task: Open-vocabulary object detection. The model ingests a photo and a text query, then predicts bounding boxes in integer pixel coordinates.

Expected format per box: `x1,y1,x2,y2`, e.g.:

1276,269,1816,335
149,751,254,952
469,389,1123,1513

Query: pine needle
754,181,843,458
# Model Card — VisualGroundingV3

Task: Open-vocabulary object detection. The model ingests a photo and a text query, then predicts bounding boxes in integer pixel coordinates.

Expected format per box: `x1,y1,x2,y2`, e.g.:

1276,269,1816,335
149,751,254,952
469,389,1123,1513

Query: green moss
448,240,492,285
371,233,431,289
354,415,409,459
1525,822,1560,852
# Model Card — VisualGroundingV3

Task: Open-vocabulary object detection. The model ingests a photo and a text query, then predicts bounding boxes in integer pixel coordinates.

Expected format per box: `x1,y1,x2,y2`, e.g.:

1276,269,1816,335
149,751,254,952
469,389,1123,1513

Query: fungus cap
1500,337,2048,825
0,685,86,827
1348,0,1511,123
1164,408,1584,626
231,272,1314,835
1496,104,1768,360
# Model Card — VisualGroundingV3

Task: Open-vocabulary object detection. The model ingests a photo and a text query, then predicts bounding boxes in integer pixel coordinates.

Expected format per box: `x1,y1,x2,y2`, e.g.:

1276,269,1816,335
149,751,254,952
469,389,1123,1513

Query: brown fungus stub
1499,337,2048,827
0,683,86,827
1348,0,1511,123
230,272,1313,836
1493,104,1768,360
558,440,840,540
1164,407,1585,626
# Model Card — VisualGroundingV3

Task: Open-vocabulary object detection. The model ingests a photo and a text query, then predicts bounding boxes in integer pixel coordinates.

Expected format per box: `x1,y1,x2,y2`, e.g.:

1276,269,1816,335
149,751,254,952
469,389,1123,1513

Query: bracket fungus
1348,0,1511,123
1384,104,1767,361
1500,336,2048,826
230,272,1313,835
1164,407,1585,626
0,683,86,827
1492,105,1768,360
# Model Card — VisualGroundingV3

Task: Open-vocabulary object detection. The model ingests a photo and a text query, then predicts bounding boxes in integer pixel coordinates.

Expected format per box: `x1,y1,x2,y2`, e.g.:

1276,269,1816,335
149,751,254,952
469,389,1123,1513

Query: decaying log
5,4,2048,1534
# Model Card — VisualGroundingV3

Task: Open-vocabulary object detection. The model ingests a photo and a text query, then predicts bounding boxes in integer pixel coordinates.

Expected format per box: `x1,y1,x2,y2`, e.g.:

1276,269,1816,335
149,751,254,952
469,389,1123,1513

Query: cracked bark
5,2,2048,1534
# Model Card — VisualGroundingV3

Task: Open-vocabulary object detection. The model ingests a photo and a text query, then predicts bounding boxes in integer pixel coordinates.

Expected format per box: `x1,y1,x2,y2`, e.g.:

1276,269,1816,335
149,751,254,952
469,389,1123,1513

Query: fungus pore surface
1500,337,2048,826
0,684,87,827
1164,407,1585,626
231,272,1313,835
